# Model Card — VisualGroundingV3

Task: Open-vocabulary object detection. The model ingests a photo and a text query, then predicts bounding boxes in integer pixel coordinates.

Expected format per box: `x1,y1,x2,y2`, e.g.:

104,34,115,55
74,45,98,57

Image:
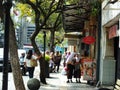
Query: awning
62,4,90,33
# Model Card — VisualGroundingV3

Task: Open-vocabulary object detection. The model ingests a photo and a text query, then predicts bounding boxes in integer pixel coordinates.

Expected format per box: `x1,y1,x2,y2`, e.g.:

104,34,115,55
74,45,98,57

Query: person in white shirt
74,53,81,83
66,52,75,83
24,50,41,78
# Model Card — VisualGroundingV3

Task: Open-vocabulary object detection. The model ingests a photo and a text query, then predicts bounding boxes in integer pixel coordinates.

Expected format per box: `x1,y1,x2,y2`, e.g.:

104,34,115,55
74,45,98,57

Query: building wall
102,1,120,26
100,0,120,85
18,17,35,48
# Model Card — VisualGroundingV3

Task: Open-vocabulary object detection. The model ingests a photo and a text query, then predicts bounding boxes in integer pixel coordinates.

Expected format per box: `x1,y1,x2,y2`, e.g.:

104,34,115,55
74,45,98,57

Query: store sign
108,25,117,39
82,36,95,44
68,39,77,45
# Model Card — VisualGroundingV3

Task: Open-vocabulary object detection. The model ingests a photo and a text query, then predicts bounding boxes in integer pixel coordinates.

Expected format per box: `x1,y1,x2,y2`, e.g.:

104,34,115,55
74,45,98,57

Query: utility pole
96,1,101,87
2,0,12,90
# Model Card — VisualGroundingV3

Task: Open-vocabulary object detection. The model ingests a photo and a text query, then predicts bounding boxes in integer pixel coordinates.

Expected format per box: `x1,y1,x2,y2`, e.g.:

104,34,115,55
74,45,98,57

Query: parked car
0,48,12,72
0,48,26,72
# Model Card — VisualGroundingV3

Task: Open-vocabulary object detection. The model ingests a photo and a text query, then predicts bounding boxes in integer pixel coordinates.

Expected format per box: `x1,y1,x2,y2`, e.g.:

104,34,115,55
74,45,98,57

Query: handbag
30,59,38,67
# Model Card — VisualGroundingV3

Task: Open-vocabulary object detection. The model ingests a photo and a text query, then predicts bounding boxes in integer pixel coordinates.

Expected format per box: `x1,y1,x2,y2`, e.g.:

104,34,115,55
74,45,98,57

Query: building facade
100,0,120,85
16,17,35,48
64,0,120,87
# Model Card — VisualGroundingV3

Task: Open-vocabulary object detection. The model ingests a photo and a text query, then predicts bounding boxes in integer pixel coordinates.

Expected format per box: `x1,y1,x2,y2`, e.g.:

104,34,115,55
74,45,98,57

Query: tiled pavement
40,72,97,90
0,63,114,90
36,64,113,90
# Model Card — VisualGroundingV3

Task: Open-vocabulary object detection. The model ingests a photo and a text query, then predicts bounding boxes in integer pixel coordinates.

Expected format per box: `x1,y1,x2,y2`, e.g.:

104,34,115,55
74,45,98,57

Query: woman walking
66,52,75,83
74,53,81,83
24,50,40,78
54,51,62,72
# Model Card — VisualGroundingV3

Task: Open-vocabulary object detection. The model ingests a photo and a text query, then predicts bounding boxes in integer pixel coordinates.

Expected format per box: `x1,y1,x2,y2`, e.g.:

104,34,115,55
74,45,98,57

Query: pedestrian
62,51,67,67
19,53,26,75
45,50,51,78
24,49,41,78
66,51,71,59
49,52,55,73
74,53,81,83
66,52,75,83
54,51,62,72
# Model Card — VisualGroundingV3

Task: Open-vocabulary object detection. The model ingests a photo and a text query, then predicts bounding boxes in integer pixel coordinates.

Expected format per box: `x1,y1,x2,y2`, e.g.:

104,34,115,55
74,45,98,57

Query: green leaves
16,3,34,17
90,0,101,16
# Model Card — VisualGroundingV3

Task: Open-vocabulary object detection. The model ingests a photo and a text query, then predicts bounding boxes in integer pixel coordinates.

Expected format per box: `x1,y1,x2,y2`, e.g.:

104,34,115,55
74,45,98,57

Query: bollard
27,78,40,90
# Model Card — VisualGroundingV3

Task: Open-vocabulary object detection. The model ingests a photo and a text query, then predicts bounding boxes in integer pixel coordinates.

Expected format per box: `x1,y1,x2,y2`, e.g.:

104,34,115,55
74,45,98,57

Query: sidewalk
40,72,96,90
34,64,113,90
0,63,114,90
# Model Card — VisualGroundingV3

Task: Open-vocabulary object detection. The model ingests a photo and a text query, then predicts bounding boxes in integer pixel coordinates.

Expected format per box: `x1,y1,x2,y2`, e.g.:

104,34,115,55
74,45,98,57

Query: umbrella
82,36,95,44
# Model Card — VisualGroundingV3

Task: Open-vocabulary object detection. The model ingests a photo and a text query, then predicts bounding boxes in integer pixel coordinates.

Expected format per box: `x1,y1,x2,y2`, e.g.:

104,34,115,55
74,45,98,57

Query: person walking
24,50,41,78
19,53,26,75
62,51,67,67
74,53,81,83
66,52,75,83
49,52,55,73
45,50,51,78
54,51,62,72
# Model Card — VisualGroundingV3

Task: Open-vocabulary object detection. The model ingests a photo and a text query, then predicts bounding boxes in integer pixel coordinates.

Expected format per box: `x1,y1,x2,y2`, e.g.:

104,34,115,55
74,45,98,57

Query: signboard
55,46,62,51
108,25,117,39
68,39,77,45
81,58,96,80
82,36,95,44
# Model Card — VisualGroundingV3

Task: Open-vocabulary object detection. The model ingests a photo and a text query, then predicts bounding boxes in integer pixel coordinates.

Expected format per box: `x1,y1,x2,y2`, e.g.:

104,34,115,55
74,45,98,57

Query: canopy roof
62,2,91,33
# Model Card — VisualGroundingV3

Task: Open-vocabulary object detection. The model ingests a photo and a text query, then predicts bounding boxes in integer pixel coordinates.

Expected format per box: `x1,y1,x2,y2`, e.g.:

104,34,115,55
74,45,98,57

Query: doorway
114,37,120,80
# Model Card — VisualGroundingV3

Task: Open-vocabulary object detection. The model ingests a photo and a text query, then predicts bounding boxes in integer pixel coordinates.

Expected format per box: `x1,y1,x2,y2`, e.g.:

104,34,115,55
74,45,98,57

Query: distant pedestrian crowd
19,50,62,78
19,50,82,83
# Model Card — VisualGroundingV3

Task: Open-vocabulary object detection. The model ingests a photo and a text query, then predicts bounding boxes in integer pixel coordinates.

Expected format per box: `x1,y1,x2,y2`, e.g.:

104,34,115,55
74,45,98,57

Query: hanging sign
108,25,117,39
82,36,95,44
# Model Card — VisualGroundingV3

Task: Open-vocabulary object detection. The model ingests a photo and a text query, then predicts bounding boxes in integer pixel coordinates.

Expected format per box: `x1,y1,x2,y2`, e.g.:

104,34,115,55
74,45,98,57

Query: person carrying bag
66,52,75,83
24,50,41,78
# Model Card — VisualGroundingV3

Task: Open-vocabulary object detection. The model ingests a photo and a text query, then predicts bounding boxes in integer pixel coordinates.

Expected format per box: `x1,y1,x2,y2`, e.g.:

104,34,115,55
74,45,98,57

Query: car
0,48,12,72
0,48,26,72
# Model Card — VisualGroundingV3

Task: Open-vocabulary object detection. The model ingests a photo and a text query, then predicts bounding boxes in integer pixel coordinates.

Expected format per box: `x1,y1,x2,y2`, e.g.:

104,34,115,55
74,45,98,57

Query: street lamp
2,0,12,90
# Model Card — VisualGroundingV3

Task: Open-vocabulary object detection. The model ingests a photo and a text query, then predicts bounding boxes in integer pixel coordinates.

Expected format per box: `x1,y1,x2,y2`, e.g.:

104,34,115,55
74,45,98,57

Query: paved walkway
0,62,113,90
40,72,96,90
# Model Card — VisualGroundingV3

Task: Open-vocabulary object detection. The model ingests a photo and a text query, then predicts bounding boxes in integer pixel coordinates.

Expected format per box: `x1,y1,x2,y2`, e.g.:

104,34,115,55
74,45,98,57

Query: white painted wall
100,0,120,85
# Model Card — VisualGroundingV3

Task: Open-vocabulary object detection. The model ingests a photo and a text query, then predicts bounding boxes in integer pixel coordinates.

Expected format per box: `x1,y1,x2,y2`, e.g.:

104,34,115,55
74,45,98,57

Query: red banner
108,25,117,39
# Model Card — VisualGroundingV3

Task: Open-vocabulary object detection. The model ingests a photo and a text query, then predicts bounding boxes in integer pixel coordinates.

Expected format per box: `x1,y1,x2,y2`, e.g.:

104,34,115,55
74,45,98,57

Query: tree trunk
0,0,4,20
9,18,25,90
39,57,47,84
31,36,47,84
30,10,47,84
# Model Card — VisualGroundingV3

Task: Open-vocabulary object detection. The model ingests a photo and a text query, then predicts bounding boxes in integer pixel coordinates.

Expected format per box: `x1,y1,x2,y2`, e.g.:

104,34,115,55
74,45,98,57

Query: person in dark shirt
54,51,62,72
